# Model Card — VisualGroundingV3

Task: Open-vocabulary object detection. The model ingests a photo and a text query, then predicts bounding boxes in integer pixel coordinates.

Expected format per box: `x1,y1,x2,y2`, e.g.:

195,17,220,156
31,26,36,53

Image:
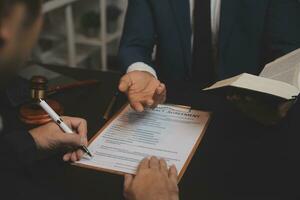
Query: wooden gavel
20,76,64,126
20,76,99,126
30,75,48,101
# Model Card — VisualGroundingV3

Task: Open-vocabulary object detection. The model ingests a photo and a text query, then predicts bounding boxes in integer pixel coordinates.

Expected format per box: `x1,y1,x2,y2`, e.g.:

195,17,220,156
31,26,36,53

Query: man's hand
124,157,179,200
119,71,167,112
29,116,88,162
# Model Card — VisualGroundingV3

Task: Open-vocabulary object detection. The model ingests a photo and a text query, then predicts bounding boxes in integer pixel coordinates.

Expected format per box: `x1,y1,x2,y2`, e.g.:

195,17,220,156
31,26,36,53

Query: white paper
77,104,210,175
260,48,300,88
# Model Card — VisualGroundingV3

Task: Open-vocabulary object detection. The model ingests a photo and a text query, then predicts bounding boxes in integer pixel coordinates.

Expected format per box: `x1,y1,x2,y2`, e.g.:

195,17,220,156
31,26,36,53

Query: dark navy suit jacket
119,0,300,82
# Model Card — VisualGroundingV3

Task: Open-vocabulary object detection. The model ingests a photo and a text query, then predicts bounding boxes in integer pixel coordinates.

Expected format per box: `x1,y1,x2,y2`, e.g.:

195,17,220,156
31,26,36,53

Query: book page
204,73,299,100
234,74,299,99
76,105,210,179
260,48,300,88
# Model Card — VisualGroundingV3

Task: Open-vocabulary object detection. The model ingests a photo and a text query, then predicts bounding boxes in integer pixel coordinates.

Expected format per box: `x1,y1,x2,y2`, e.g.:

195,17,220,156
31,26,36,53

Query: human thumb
119,75,131,93
124,174,133,192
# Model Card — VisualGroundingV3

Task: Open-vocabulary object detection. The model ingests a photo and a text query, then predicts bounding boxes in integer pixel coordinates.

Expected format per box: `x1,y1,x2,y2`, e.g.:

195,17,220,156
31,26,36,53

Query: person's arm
119,0,156,72
118,0,166,112
265,0,300,63
0,116,88,170
29,116,88,162
0,130,39,169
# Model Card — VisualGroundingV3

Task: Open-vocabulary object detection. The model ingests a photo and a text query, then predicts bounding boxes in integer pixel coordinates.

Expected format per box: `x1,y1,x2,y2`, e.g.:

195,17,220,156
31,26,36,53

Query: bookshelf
38,0,126,70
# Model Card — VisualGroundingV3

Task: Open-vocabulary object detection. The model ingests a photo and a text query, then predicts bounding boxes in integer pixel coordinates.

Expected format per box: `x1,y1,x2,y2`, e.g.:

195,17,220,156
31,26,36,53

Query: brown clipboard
74,104,211,182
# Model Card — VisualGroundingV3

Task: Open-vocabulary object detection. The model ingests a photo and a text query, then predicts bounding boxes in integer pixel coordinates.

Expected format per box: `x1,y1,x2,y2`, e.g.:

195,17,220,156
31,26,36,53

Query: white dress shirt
127,0,222,79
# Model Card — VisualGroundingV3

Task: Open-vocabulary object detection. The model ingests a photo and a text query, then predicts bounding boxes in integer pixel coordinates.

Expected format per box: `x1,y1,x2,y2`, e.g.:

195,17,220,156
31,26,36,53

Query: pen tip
86,151,93,158
82,146,93,158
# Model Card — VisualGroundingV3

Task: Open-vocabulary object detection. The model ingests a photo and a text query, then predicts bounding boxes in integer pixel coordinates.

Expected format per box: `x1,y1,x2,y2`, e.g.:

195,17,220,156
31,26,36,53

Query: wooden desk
27,65,289,199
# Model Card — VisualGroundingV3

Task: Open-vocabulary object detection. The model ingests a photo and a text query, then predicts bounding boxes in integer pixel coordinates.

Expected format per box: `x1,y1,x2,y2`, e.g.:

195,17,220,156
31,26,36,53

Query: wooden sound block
20,99,64,126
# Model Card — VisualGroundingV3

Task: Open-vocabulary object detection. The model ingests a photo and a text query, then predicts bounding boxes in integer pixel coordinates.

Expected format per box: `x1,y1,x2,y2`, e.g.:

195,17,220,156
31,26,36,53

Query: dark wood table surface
26,64,288,200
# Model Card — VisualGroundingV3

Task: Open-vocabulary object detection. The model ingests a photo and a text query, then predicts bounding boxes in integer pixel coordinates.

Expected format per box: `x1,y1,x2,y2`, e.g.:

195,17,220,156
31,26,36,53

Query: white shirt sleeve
127,62,158,79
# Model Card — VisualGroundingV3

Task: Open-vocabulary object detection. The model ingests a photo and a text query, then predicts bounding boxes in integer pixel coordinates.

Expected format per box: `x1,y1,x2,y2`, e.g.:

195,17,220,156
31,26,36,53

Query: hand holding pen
29,116,90,162
37,99,93,159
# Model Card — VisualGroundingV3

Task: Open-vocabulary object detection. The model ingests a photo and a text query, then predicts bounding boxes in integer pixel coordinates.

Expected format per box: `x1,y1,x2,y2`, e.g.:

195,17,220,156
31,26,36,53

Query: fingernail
80,137,87,145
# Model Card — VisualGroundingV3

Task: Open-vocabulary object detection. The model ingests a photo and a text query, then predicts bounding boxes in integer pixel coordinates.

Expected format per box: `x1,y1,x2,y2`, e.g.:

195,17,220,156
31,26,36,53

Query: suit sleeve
0,130,38,169
287,96,300,197
118,0,157,72
265,0,300,62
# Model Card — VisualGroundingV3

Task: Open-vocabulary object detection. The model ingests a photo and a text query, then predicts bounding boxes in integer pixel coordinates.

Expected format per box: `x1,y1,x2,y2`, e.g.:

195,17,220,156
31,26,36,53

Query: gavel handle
48,80,99,95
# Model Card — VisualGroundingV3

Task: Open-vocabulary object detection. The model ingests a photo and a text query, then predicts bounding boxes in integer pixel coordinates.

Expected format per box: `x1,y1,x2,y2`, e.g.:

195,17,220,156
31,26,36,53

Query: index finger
63,117,88,144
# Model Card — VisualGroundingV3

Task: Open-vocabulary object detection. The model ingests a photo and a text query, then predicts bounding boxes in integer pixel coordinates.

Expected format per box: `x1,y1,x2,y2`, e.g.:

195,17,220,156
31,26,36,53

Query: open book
204,48,300,100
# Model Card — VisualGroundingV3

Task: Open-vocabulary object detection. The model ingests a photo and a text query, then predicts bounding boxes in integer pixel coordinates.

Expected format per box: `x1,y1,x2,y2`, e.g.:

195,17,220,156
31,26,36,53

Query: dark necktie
192,0,215,88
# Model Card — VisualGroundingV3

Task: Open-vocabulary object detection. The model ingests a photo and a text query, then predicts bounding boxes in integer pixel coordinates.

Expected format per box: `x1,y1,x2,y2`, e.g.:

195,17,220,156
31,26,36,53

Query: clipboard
74,104,211,182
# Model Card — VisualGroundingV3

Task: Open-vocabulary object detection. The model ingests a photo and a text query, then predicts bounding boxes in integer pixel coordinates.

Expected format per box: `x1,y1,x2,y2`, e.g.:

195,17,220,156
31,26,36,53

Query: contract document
76,104,211,180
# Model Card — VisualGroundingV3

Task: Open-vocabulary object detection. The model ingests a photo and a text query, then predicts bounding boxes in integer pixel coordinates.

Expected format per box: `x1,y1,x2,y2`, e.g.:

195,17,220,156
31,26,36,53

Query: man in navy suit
118,0,300,111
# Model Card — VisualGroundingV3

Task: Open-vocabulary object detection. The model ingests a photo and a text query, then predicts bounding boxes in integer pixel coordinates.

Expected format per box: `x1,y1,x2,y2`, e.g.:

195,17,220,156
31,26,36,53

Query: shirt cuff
127,62,158,79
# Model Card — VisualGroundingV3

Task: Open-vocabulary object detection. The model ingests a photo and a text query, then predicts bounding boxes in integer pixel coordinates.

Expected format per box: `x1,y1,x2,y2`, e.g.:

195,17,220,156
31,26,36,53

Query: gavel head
30,76,48,101
20,76,63,126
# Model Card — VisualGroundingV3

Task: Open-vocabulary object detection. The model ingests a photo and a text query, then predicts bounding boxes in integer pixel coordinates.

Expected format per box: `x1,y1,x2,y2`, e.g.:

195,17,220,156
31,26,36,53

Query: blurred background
23,0,127,78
